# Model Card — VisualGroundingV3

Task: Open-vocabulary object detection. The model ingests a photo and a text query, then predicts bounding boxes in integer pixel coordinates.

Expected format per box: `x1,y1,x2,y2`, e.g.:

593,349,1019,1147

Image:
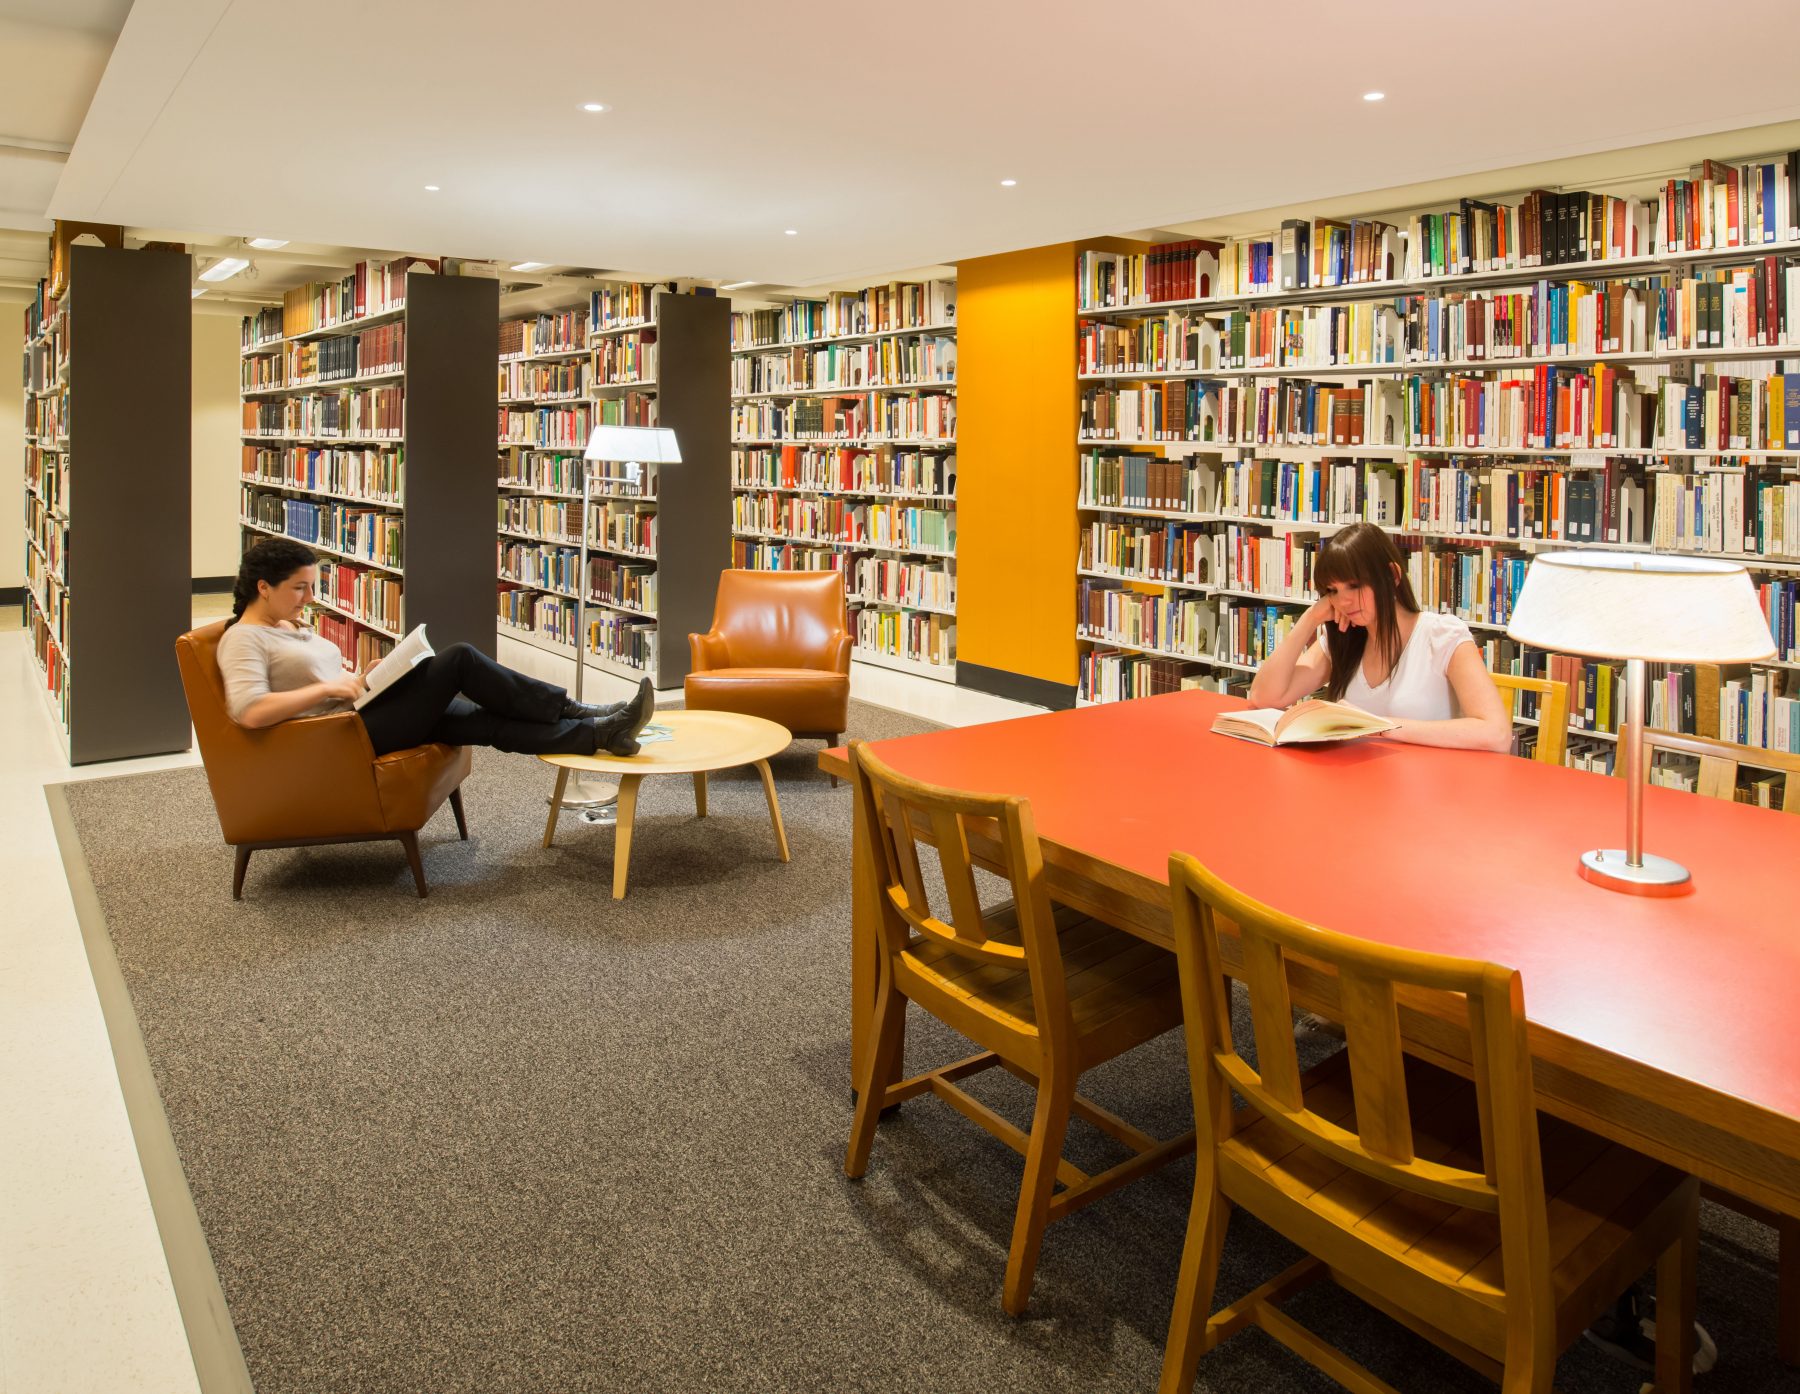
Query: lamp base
548,778,620,826
1578,849,1693,897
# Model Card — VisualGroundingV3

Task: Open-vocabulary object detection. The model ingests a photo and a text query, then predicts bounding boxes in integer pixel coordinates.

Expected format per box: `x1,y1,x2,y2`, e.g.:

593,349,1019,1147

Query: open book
1210,698,1396,747
353,625,433,710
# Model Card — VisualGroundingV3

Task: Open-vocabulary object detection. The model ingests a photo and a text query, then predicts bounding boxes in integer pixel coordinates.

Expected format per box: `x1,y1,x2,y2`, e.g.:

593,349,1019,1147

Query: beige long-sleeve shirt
215,621,353,724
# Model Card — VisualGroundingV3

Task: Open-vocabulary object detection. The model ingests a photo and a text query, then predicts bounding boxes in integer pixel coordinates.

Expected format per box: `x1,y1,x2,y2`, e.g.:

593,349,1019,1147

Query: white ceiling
30,0,1800,289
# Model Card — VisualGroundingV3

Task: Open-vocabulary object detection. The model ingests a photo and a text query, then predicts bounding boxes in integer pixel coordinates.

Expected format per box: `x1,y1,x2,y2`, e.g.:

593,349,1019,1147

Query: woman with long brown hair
1246,522,1512,752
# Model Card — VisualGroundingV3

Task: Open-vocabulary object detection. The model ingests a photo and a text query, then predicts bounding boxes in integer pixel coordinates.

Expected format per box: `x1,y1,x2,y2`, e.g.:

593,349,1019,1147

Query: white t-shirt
1319,610,1476,721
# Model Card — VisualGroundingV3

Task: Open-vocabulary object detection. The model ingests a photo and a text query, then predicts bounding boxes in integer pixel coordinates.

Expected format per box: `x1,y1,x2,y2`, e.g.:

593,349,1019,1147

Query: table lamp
553,424,682,823
1505,551,1775,895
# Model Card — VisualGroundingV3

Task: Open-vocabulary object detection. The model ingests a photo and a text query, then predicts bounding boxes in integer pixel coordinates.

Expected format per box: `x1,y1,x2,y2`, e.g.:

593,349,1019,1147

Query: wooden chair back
1490,671,1569,766
1167,850,1554,1305
1630,728,1800,813
848,740,1072,1038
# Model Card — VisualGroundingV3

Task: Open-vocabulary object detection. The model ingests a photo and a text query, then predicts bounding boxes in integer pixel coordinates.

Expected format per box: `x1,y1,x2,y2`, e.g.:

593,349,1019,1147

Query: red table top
837,689,1800,1134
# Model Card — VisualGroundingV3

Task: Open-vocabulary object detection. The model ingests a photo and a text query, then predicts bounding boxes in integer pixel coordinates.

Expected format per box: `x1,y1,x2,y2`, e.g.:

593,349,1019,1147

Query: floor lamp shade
1505,551,1775,896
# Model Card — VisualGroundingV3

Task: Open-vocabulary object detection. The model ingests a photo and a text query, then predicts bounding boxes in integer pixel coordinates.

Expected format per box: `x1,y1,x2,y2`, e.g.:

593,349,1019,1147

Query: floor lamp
1505,551,1775,895
552,423,683,824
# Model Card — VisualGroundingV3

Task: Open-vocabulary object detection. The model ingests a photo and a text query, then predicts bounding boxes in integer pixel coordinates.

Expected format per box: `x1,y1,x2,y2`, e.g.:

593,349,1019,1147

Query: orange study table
821,687,1800,1333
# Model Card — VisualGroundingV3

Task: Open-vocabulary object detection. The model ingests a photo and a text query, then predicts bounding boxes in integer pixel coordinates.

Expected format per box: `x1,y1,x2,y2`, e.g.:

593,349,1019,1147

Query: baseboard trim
44,783,255,1394
0,585,21,607
955,662,1076,712
192,576,234,595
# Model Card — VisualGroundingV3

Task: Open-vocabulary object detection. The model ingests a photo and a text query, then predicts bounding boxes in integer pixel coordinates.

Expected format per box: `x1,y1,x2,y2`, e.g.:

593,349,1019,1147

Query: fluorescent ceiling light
424,184,441,192
581,102,609,113
246,238,288,249
1363,91,1385,102
719,280,756,290
1000,179,1017,187
510,261,550,272
784,229,798,236
198,256,249,282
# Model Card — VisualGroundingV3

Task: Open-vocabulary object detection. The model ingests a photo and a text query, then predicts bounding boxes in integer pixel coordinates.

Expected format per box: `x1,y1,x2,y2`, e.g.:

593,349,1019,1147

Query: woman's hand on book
322,672,367,702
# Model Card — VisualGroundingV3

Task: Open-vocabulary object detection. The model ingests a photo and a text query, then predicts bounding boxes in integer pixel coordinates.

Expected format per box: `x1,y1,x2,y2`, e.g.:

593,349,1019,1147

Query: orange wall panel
956,243,1080,686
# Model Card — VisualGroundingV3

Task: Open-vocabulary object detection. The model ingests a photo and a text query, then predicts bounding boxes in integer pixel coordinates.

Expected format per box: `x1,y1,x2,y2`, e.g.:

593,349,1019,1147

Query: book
1210,699,1397,747
354,624,433,708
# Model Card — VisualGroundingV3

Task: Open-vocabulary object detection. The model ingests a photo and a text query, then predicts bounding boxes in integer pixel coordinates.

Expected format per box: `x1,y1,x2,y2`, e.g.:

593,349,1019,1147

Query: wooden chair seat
900,902,1184,1071
1230,1049,1695,1365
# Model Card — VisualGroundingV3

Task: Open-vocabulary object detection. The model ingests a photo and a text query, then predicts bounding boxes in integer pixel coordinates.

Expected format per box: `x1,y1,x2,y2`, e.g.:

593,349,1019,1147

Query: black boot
561,693,629,721
589,677,654,757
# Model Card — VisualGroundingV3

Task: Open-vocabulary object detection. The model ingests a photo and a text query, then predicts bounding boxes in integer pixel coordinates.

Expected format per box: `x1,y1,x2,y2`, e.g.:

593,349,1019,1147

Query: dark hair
226,537,319,627
1311,522,1419,702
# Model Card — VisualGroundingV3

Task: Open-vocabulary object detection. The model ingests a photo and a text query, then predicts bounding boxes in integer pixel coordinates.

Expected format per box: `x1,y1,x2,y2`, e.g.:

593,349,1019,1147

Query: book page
354,625,433,709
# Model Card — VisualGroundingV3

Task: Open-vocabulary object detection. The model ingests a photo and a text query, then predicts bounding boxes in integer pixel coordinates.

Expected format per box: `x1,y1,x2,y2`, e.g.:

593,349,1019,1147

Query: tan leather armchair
685,570,851,758
176,620,472,899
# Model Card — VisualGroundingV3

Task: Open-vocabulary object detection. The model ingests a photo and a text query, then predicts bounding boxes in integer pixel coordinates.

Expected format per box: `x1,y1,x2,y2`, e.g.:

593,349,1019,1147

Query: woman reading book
1245,522,1512,753
216,538,652,756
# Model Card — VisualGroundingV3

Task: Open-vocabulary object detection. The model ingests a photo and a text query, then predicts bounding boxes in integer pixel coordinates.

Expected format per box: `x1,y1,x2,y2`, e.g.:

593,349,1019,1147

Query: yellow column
956,240,1140,698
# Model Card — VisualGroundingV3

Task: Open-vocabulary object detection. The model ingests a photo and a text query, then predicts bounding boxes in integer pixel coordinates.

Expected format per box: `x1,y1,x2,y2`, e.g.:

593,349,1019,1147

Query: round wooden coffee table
538,709,793,898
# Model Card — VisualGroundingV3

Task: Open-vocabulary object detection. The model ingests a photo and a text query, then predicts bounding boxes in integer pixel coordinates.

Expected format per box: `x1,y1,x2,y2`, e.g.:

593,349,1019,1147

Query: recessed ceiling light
198,256,249,282
1363,91,1385,102
720,280,756,290
246,238,288,250
1000,179,1017,187
581,102,609,113
510,261,550,272
424,184,441,192
784,229,798,236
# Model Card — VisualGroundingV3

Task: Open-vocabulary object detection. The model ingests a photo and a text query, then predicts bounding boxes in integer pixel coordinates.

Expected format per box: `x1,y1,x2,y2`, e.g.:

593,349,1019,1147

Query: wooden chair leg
845,966,907,1179
399,831,428,898
1779,1216,1799,1366
1002,1067,1076,1316
449,787,468,840
1651,1189,1699,1394
1159,1173,1233,1392
232,846,252,900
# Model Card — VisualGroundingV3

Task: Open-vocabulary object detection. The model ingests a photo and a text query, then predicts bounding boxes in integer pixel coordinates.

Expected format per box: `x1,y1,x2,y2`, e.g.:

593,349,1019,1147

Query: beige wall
191,309,243,579
5,295,243,594
2,287,28,590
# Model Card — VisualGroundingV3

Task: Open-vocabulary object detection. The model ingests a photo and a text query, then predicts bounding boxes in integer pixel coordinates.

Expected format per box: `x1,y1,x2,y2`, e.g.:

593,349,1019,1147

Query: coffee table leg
754,759,791,863
543,767,571,848
693,771,707,818
612,774,642,899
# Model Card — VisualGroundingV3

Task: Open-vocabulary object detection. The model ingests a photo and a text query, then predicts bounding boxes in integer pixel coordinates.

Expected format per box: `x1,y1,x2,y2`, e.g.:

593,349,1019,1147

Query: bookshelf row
237,258,497,670
1073,144,1800,771
20,245,192,763
492,286,727,686
726,279,958,680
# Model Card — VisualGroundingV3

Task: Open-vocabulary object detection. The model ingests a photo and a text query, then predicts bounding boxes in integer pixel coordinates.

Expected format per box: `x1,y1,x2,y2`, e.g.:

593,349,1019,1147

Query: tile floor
0,602,1041,1391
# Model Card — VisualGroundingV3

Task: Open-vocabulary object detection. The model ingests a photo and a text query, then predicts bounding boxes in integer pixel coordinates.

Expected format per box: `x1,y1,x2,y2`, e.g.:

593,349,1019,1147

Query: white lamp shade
584,424,681,464
1505,551,1775,663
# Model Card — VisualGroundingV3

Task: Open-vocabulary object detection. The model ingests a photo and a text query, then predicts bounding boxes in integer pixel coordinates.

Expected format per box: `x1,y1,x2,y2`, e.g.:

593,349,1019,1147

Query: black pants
358,642,593,757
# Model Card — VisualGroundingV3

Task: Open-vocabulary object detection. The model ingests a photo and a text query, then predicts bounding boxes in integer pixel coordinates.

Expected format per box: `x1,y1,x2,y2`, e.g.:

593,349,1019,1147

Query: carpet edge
45,780,256,1394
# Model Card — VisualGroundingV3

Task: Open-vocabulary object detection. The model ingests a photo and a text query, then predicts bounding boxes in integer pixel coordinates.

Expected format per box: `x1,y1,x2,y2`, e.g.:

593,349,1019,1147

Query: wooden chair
1160,850,1699,1394
1626,728,1799,1362
843,740,1194,1316
1491,672,1570,766
1629,727,1800,813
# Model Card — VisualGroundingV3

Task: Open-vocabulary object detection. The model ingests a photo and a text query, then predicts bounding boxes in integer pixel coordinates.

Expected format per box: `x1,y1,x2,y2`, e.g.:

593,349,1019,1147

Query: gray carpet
59,698,1785,1394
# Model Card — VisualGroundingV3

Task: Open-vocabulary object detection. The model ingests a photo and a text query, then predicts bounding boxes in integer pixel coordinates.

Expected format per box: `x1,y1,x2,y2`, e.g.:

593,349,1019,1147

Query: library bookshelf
497,285,728,689
728,279,958,682
1072,150,1800,772
22,245,192,764
239,264,498,668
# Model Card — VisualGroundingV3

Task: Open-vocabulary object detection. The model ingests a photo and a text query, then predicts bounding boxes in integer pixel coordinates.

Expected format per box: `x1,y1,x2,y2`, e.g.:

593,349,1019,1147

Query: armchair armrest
201,710,388,844
826,630,853,674
690,630,731,672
